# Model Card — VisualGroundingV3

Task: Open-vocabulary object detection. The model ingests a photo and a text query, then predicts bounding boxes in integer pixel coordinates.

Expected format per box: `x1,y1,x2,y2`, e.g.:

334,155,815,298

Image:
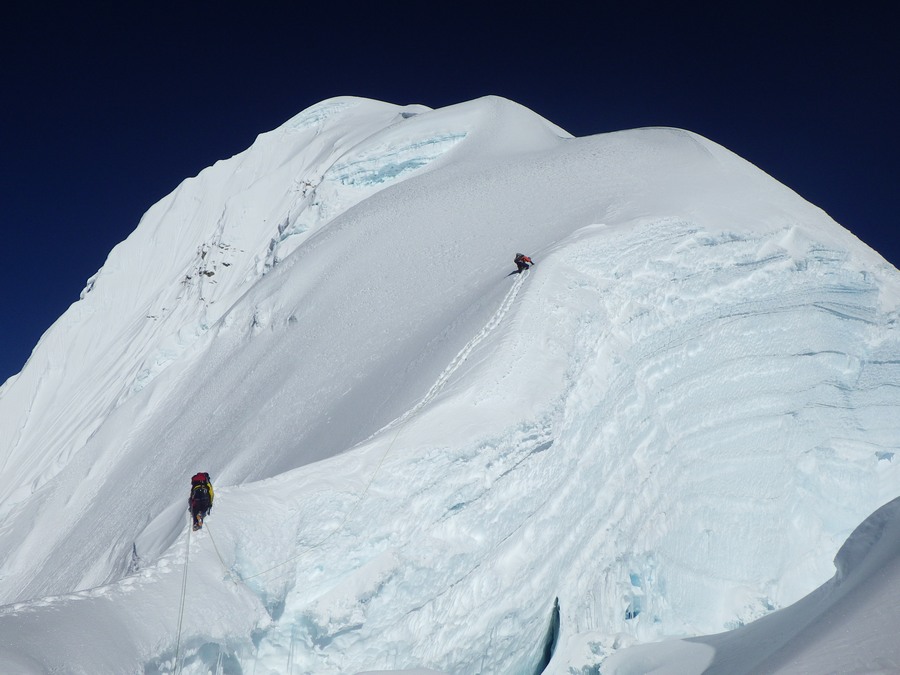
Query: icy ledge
601,496,900,674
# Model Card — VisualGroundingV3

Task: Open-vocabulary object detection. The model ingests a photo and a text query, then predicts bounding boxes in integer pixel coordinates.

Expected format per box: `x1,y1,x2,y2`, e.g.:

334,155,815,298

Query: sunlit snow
1,96,899,674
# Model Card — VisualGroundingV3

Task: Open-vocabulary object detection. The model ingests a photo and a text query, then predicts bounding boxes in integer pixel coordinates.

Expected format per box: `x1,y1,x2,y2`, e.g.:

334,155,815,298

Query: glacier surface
0,96,898,674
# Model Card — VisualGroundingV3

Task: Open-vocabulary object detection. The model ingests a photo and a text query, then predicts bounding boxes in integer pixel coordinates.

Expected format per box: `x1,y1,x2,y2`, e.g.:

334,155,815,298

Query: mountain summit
1,96,898,673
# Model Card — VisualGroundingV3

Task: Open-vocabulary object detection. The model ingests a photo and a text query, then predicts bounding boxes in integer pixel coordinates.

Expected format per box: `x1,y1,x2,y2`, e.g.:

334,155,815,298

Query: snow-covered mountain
1,96,898,674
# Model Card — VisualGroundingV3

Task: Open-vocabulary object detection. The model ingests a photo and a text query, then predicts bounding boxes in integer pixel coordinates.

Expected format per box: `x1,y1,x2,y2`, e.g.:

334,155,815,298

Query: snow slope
0,96,899,673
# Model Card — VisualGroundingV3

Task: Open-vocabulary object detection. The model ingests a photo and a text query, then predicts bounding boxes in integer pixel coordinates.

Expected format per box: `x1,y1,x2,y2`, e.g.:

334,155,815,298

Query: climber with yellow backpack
188,472,214,531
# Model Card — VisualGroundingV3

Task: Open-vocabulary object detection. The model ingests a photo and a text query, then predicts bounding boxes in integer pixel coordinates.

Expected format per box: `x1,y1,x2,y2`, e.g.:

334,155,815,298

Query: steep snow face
0,96,898,674
0,96,567,600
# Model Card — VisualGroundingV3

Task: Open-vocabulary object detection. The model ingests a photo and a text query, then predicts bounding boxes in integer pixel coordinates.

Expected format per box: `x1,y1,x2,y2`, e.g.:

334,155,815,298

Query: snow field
0,96,899,673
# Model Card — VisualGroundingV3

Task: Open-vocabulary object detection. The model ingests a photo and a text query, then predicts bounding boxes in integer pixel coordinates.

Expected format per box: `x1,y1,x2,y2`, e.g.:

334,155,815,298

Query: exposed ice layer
264,129,468,270
282,99,357,131
281,97,431,134
602,496,900,674
325,133,468,186
131,320,209,394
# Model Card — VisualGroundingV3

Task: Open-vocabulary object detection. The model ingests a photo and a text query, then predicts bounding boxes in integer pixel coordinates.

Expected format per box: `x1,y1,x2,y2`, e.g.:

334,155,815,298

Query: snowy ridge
0,96,899,674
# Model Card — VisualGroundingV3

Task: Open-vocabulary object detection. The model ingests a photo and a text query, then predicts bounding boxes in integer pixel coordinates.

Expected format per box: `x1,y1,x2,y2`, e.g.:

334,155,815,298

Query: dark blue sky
2,3,897,383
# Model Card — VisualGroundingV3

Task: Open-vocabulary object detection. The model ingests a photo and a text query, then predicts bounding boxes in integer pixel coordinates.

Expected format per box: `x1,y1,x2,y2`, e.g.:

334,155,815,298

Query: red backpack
191,472,210,485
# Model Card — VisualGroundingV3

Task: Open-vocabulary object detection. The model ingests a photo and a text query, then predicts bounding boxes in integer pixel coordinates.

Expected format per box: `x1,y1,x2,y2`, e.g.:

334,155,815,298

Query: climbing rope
203,522,241,584
168,269,531,671
173,519,192,675
286,624,296,674
203,271,531,587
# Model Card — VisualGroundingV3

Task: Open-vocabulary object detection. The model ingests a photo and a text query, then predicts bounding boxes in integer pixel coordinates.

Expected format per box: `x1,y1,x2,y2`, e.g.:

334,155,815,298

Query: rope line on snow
204,522,242,584
287,624,297,674
165,270,530,671
206,270,530,586
173,518,192,675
